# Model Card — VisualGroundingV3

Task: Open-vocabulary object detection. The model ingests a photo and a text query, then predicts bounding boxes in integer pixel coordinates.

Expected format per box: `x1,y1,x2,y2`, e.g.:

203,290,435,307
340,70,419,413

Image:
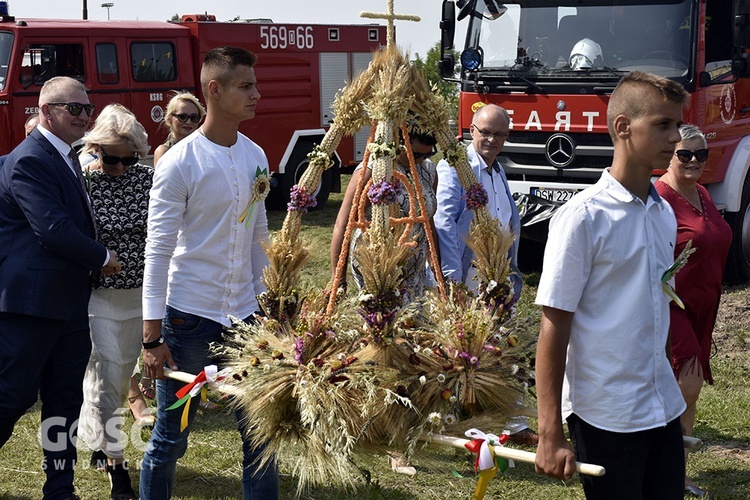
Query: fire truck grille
510,131,613,147
506,152,612,168
504,131,613,170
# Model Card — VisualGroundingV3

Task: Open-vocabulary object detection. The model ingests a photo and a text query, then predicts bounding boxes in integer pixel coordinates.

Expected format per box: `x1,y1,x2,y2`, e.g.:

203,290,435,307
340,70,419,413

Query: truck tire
724,170,750,285
280,142,331,211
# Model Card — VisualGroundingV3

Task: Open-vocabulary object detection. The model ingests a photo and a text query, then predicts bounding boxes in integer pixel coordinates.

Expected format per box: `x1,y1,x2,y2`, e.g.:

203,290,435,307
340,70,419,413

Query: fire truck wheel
724,171,750,285
281,144,332,211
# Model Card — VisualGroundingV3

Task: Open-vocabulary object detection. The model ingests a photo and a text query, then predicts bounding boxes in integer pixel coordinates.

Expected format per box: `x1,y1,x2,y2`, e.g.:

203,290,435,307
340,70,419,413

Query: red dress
655,181,732,384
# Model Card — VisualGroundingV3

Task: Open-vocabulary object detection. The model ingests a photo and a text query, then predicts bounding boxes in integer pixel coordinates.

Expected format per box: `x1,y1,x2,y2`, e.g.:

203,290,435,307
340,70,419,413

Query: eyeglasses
674,149,709,163
412,148,437,160
100,148,139,167
173,113,202,124
471,124,509,141
48,102,95,117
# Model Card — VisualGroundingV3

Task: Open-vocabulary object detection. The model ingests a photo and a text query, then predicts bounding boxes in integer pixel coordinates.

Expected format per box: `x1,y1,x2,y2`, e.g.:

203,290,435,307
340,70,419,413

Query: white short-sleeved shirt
536,169,686,432
143,131,270,326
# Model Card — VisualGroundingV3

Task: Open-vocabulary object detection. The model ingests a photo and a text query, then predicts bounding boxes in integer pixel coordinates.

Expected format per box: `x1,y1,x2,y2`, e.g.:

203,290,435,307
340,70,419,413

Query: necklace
673,182,702,212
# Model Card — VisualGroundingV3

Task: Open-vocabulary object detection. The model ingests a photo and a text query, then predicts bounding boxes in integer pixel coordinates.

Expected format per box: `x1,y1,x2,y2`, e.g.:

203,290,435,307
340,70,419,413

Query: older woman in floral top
76,104,152,500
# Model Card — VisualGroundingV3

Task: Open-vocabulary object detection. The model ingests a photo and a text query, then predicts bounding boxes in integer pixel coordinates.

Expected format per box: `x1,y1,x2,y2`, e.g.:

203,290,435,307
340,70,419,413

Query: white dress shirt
142,131,270,327
536,169,686,432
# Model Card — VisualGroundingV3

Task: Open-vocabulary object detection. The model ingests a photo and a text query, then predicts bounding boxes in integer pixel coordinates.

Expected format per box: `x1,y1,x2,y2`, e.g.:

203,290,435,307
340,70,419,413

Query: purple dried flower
464,183,488,210
288,185,317,212
293,336,305,364
367,180,403,206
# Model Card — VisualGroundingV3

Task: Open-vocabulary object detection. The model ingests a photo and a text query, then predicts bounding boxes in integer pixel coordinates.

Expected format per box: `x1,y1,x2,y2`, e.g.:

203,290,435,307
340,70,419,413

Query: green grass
2,176,749,499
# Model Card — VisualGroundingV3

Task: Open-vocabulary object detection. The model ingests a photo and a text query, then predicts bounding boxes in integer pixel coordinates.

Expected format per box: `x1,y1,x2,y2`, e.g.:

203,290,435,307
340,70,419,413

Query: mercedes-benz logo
545,133,576,168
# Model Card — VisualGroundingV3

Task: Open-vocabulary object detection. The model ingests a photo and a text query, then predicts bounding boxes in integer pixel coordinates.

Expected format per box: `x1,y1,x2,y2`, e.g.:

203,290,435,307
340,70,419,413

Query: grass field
1,177,749,499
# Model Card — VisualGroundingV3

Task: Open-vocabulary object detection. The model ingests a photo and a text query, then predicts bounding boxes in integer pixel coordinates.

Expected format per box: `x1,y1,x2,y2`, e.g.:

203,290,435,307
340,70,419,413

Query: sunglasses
173,113,202,124
674,149,709,163
412,149,437,160
48,102,95,117
100,148,139,167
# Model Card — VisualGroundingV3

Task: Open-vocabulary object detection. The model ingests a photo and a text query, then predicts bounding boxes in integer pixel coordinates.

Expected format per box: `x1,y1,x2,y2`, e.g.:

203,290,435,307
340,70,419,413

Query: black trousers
567,413,685,500
0,311,92,500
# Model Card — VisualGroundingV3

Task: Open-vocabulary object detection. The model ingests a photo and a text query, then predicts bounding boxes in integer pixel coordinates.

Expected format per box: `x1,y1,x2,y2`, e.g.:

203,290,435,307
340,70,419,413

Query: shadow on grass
693,423,750,447
690,466,750,499
135,464,420,500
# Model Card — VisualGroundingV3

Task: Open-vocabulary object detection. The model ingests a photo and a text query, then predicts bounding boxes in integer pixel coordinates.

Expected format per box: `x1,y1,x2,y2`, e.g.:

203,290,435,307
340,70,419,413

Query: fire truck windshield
465,0,693,81
0,32,11,91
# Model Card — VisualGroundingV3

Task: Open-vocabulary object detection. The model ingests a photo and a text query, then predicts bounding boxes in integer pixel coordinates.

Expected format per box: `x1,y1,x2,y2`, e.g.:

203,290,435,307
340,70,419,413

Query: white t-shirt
536,169,686,432
143,130,270,326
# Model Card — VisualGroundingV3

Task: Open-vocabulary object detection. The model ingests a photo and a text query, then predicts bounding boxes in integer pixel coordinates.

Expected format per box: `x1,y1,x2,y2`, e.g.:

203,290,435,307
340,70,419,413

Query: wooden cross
360,0,421,49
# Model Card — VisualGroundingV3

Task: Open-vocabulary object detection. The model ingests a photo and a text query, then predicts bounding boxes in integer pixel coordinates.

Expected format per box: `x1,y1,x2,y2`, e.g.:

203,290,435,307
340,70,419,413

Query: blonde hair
607,71,689,141
81,103,150,158
165,90,205,123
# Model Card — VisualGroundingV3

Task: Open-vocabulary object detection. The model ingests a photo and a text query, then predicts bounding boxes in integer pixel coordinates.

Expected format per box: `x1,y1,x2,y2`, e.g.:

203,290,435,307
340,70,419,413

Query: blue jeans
139,307,278,499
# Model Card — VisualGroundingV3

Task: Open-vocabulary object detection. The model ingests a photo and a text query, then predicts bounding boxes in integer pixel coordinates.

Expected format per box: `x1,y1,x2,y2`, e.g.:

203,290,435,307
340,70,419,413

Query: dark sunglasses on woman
173,113,202,124
412,148,437,160
100,148,139,167
675,148,709,163
48,102,95,117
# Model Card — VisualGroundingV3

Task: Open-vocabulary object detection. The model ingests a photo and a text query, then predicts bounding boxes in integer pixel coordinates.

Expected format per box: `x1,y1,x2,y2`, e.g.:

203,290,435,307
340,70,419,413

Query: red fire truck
0,6,386,207
439,0,750,283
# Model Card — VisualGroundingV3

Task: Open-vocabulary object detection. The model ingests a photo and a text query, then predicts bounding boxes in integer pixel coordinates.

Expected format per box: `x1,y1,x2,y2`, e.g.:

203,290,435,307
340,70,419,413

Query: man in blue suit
435,103,523,299
0,76,121,500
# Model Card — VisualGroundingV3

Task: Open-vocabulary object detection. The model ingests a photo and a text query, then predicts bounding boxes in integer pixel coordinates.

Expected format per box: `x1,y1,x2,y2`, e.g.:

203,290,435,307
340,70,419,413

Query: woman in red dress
655,124,733,498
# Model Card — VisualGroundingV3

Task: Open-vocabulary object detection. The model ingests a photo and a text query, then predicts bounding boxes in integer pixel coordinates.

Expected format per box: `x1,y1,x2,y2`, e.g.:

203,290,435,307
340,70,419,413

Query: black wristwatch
142,336,165,349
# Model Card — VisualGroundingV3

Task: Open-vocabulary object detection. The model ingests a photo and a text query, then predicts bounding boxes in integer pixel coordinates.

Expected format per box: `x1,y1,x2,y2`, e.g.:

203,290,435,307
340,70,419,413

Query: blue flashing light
0,2,9,16
460,48,482,71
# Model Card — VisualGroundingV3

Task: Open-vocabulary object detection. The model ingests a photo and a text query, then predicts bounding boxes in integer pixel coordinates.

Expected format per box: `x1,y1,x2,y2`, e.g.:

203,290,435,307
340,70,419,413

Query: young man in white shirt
534,71,690,499
140,46,277,499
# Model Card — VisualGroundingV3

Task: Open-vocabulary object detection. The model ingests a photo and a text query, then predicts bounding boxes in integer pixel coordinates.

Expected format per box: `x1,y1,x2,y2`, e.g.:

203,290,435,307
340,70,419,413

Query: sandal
199,399,219,410
388,452,416,476
127,394,155,427
139,376,155,399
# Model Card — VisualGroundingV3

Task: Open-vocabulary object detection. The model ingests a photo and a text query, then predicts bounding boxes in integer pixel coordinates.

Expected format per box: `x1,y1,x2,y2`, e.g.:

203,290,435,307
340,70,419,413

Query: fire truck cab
0,6,385,207
440,0,750,283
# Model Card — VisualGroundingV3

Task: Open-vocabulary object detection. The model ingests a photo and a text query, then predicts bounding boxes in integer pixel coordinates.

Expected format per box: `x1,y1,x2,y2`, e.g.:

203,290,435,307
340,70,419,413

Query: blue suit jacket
434,144,523,300
0,129,107,320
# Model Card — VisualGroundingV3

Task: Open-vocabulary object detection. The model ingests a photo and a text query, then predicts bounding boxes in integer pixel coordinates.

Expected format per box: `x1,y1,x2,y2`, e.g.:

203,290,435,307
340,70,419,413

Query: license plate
531,187,578,203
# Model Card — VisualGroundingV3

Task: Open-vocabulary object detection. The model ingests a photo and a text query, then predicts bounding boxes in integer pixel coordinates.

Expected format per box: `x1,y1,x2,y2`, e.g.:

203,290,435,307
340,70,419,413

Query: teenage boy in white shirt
140,46,277,500
534,71,689,499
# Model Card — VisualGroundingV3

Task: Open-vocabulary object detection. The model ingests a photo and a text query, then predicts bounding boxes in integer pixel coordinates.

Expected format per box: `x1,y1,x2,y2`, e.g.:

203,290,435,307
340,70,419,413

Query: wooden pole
424,433,606,477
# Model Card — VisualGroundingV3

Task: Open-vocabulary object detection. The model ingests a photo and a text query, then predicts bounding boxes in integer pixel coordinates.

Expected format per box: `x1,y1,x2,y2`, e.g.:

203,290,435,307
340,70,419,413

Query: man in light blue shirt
434,103,522,301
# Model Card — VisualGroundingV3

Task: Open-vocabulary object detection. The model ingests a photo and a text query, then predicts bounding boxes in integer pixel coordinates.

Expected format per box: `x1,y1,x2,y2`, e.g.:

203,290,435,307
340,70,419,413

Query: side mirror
440,1,457,79
457,0,476,22
441,0,455,55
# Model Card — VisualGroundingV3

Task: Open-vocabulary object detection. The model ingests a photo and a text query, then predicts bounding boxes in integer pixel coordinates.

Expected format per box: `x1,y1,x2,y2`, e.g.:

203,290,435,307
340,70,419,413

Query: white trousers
77,288,143,458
